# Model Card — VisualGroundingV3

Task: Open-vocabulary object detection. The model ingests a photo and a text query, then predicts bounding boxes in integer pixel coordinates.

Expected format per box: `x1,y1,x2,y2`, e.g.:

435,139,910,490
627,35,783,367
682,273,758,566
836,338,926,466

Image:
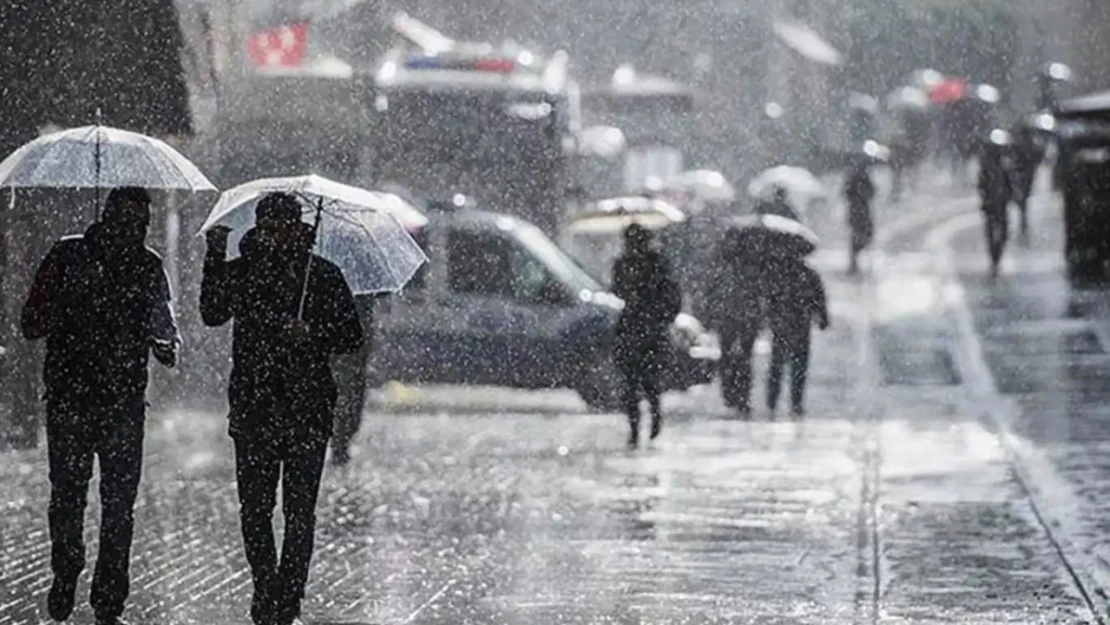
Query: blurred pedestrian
201,192,363,625
764,255,829,416
611,224,681,449
330,294,381,466
1010,124,1044,236
978,132,1013,277
843,160,875,274
705,226,765,414
21,187,179,625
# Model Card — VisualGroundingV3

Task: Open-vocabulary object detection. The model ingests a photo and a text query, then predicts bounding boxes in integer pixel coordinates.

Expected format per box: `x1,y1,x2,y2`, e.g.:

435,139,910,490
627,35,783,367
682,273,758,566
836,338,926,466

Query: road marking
925,204,1109,624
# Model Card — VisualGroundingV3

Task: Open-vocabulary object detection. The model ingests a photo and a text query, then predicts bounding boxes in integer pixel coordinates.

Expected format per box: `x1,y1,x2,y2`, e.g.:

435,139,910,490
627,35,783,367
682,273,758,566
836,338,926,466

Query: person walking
21,187,179,625
764,255,829,416
705,226,766,414
978,132,1014,277
201,192,364,625
843,160,875,275
611,224,681,449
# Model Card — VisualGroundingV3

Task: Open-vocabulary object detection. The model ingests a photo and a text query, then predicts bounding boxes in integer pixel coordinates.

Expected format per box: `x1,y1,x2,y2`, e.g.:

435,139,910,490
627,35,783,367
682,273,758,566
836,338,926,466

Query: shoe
791,405,806,418
48,575,78,621
627,432,639,450
649,419,662,441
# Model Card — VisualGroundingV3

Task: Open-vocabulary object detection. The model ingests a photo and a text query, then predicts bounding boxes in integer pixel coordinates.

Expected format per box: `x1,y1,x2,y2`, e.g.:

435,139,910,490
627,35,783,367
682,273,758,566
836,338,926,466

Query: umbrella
929,78,969,105
0,124,215,192
728,213,819,257
199,174,428,296
666,169,736,203
886,86,930,111
772,19,843,66
565,196,686,234
747,165,827,204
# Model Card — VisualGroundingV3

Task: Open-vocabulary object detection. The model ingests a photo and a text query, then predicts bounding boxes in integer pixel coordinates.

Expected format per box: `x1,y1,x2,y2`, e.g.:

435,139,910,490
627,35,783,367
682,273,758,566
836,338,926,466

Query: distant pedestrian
1010,125,1044,236
201,193,364,625
843,161,875,275
764,255,829,416
21,187,179,625
978,132,1013,277
705,226,766,414
611,224,681,449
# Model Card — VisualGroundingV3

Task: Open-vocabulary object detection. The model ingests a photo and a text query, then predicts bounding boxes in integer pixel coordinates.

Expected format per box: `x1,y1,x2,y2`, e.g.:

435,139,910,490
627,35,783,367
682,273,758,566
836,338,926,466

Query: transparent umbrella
0,124,215,192
199,175,428,296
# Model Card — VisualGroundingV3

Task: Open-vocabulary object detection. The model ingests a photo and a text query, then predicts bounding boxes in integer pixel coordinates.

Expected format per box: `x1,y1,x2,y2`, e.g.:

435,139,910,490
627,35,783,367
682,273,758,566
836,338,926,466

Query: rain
1,1,1109,624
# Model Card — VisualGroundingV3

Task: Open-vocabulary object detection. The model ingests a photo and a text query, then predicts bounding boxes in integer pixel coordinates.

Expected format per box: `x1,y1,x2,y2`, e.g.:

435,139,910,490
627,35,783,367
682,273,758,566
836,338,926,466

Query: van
358,208,718,410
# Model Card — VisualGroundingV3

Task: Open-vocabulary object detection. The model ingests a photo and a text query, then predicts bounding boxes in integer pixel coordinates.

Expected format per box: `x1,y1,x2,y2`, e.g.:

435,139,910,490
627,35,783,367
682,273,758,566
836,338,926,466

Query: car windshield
513,221,605,294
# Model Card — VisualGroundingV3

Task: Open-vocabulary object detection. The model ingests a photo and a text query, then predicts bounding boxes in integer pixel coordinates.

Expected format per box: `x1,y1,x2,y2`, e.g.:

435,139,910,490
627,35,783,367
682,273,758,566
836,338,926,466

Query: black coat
21,223,176,404
611,249,678,343
200,229,364,439
765,258,829,339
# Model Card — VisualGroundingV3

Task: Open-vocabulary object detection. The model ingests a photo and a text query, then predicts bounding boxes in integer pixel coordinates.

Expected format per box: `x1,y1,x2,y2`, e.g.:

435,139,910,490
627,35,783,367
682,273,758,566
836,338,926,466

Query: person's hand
151,338,178,368
285,317,313,342
818,318,830,331
205,225,232,255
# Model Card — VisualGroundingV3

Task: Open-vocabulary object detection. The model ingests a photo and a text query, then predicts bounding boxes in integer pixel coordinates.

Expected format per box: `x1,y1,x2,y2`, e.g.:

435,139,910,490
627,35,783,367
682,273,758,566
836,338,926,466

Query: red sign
247,22,308,69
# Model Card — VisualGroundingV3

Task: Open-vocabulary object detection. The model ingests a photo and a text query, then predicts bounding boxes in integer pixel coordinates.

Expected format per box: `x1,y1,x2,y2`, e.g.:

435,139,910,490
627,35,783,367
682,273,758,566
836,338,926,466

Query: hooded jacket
200,226,363,439
21,222,176,404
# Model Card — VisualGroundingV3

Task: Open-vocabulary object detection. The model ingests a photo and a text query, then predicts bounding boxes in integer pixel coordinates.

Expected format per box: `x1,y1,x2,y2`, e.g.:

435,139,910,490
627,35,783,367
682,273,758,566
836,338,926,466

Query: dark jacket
765,258,829,339
979,153,1011,212
705,243,765,332
21,223,176,404
611,249,678,342
200,228,363,439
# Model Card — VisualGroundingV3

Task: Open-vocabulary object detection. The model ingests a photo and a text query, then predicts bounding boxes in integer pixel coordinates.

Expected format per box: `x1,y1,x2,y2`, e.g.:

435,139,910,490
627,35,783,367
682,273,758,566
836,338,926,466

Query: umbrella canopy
727,213,819,257
772,19,843,66
565,196,686,235
886,86,931,111
0,124,215,191
199,175,428,294
929,78,969,105
747,165,827,204
666,169,736,203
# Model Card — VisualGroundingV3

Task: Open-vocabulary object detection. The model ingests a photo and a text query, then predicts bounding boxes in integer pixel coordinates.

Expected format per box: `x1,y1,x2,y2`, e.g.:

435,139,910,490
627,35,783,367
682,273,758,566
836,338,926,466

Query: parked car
359,205,718,410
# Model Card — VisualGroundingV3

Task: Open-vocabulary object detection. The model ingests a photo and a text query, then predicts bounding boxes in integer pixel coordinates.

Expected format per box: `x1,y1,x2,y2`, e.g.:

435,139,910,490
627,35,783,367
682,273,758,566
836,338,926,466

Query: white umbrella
772,19,843,66
0,124,215,192
667,169,736,203
199,174,428,296
747,165,827,204
566,196,686,234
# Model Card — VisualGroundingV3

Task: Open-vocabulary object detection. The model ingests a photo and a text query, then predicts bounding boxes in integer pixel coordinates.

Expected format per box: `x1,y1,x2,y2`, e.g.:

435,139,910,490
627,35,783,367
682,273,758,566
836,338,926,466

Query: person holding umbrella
21,187,180,625
201,192,365,625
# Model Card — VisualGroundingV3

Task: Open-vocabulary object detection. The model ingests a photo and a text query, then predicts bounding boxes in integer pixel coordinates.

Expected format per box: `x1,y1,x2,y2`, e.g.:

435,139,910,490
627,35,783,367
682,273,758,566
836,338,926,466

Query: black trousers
330,349,369,459
234,431,328,624
767,331,811,411
719,323,759,409
983,204,1009,267
46,396,145,620
616,335,666,431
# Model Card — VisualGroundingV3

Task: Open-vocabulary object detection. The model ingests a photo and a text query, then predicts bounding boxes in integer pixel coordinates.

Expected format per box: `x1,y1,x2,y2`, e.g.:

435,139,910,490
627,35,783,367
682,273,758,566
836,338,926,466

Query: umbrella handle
296,201,324,321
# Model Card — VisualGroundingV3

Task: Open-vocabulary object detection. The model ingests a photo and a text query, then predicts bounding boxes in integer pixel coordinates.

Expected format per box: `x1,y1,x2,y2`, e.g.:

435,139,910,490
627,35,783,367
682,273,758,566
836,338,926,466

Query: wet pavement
0,169,1100,624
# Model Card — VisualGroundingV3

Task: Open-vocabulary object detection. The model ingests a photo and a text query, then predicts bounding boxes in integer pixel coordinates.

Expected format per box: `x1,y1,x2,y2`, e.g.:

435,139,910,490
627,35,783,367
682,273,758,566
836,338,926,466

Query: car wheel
575,349,623,413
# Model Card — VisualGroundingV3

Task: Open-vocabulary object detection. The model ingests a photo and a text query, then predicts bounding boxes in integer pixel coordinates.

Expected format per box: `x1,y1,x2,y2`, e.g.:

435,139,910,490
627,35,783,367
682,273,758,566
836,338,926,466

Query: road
0,166,1106,624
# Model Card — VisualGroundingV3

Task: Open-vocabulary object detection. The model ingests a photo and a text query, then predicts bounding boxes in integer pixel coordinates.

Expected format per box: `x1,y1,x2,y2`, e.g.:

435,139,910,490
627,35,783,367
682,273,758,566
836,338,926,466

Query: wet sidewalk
949,189,1110,618
0,192,1093,624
